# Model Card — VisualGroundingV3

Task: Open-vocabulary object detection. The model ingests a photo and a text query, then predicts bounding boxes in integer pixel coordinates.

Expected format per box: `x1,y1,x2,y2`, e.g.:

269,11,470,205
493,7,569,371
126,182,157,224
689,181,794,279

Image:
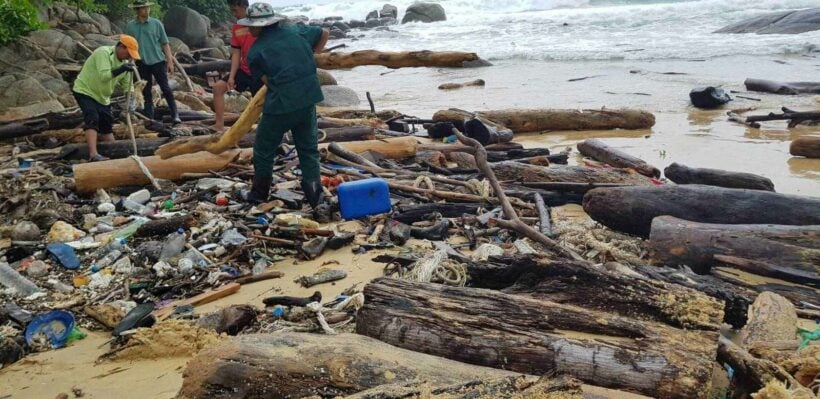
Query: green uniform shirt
126,17,169,66
247,24,324,115
73,46,132,106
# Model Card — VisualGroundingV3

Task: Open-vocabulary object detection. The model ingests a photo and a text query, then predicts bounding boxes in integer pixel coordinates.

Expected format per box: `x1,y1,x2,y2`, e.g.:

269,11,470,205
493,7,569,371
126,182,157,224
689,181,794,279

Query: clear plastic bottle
159,231,187,261
92,249,122,272
252,258,267,275
0,262,42,297
111,218,148,242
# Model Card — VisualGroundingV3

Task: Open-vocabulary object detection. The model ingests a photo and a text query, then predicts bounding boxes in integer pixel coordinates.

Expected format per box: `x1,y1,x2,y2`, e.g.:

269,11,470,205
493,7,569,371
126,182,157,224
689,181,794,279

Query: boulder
366,10,380,20
27,29,79,60
0,75,58,111
324,16,344,22
329,27,347,39
83,33,117,51
316,69,337,86
319,86,360,107
379,17,398,26
164,6,209,47
381,4,398,19
12,222,41,242
202,36,228,59
332,21,351,32
348,19,366,29
168,37,191,55
715,8,820,34
90,13,113,35
402,2,447,24
46,2,97,27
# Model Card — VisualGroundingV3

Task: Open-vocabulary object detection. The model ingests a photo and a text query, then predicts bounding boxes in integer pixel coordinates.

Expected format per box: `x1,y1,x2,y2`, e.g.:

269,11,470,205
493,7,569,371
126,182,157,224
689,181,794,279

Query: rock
224,93,249,113
25,260,49,278
84,303,126,328
715,8,820,34
316,69,337,86
365,18,383,28
164,6,210,47
90,13,113,35
402,2,447,24
366,10,380,20
202,36,228,59
47,221,86,243
0,337,24,367
319,86,360,107
27,29,79,60
196,304,257,335
30,210,61,230
348,19,366,29
11,222,41,242
168,37,190,55
0,75,60,115
379,17,398,26
329,27,347,39
83,33,116,50
381,4,398,19
332,21,351,32
324,16,344,22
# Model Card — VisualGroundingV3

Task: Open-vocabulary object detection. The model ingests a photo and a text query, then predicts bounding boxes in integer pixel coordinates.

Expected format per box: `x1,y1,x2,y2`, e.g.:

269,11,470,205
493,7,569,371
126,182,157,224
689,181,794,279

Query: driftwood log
0,109,85,140
466,255,724,330
790,136,820,158
577,138,660,177
664,162,775,191
178,332,521,399
745,107,820,128
344,376,586,399
492,161,653,185
744,78,820,95
583,185,820,237
58,138,170,160
649,216,819,286
357,277,719,399
711,267,820,314
433,108,655,133
717,336,813,398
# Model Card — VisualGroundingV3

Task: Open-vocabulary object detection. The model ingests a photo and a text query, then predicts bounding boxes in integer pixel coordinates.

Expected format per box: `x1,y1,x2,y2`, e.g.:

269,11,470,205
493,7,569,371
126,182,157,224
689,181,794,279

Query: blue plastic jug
337,178,391,220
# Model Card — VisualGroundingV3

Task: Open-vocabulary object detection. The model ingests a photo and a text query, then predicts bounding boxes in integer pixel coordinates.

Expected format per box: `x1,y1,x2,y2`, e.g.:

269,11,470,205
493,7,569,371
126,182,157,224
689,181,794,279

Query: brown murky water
333,54,820,196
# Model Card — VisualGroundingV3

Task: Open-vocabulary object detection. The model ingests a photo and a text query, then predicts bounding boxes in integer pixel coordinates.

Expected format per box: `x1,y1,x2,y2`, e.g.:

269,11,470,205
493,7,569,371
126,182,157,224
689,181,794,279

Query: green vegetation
0,0,45,45
157,0,231,24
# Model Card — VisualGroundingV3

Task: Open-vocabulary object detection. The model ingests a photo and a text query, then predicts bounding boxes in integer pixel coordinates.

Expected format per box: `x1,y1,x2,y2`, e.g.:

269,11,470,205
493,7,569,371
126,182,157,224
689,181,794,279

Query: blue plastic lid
24,310,76,349
47,243,81,270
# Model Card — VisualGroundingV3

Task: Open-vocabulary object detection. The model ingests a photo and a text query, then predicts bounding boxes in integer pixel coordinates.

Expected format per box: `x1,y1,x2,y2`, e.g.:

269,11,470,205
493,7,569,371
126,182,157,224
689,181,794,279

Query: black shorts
73,92,114,135
233,70,263,95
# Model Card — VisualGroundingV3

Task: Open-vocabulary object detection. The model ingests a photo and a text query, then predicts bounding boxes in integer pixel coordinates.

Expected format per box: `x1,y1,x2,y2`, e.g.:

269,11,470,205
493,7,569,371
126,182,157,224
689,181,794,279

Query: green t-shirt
126,17,169,66
73,46,133,106
248,24,324,115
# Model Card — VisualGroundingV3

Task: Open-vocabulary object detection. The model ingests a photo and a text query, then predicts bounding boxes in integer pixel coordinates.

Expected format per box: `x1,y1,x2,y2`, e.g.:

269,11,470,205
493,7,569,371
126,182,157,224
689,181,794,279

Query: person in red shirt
213,0,263,130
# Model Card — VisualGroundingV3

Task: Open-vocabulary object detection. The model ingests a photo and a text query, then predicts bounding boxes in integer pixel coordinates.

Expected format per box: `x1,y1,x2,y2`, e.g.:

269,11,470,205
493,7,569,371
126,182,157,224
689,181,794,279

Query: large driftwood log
583,185,820,237
466,255,724,330
664,162,775,191
58,138,170,160
344,376,584,399
710,267,820,314
315,50,483,69
744,78,820,95
0,109,85,139
577,138,660,177
178,332,521,399
648,216,819,285
790,136,820,158
357,278,718,399
492,161,653,185
73,149,247,193
433,108,655,133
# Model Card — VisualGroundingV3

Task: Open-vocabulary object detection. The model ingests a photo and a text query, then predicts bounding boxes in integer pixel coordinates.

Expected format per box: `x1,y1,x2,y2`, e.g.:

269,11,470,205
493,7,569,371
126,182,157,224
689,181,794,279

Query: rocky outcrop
319,86,360,107
715,8,820,34
202,36,228,59
28,29,80,60
168,37,191,55
367,4,398,20
402,2,447,24
164,6,210,47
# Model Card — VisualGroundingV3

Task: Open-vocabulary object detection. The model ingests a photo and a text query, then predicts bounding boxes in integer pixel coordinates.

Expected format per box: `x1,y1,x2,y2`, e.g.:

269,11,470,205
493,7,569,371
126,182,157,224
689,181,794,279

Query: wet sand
333,54,820,196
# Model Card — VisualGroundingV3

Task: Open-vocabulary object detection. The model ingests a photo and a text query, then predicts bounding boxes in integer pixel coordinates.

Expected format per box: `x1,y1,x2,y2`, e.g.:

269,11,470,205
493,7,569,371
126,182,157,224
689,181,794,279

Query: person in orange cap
72,35,140,161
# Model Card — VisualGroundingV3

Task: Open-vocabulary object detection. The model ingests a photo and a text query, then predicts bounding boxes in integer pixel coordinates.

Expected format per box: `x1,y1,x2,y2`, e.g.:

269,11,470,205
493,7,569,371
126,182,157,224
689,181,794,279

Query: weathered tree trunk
492,161,653,185
58,138,170,160
323,137,418,160
664,162,775,191
357,278,718,399
482,257,725,331
392,203,481,224
577,139,660,177
178,332,521,399
583,185,820,237
315,50,483,69
433,108,655,133
295,126,377,144
710,267,820,313
155,87,267,159
344,376,585,399
744,78,820,95
0,110,86,140
317,116,387,129
648,216,819,285
717,336,813,398
73,149,248,193
0,119,50,140
181,60,231,77
790,136,820,158
487,148,551,161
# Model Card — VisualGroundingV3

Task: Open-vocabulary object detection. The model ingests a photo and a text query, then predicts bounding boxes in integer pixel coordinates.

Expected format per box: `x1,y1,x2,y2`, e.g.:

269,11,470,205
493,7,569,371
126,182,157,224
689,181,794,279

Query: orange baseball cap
119,34,141,60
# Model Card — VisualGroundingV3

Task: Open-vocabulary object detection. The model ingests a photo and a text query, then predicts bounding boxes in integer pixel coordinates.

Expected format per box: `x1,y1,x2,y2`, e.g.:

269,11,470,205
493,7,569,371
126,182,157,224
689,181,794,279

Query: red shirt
230,24,256,76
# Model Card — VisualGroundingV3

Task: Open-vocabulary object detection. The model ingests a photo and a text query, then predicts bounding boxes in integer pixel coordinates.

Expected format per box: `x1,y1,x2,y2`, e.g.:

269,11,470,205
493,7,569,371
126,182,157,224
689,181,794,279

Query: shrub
0,0,45,45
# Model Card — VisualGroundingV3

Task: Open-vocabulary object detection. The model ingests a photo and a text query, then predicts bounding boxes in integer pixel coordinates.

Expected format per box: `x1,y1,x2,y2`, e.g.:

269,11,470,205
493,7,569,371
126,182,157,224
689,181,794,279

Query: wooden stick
232,271,284,285
533,193,553,237
251,234,299,247
152,283,240,321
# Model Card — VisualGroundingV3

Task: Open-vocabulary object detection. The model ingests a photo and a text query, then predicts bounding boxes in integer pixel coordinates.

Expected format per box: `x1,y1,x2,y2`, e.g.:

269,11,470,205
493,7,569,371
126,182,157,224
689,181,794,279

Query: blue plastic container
24,310,75,348
337,178,391,220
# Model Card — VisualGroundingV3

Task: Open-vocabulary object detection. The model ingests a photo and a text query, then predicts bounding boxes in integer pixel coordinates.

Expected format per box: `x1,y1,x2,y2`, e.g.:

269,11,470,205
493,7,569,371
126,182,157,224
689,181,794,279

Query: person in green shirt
126,0,181,124
239,3,329,208
72,35,140,161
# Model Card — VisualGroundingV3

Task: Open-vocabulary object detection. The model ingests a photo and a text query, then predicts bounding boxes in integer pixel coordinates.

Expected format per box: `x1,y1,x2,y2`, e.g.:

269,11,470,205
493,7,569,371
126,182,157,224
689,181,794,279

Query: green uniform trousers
254,105,320,181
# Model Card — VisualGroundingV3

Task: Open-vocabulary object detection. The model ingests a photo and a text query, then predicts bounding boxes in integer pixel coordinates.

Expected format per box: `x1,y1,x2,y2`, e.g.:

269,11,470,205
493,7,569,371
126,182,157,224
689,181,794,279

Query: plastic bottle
92,249,122,272
111,218,148,242
159,231,187,261
0,262,42,297
252,258,267,275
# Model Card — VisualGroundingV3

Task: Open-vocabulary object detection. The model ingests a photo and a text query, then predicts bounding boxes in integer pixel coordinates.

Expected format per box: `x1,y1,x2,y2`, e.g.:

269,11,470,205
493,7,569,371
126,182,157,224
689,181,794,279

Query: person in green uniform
72,35,140,161
126,0,181,124
238,3,329,207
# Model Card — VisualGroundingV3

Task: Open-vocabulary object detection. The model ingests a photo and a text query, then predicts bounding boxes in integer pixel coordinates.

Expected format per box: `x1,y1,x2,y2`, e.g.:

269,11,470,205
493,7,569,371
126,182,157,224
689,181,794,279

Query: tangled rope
403,250,467,286
553,219,646,265
465,178,492,199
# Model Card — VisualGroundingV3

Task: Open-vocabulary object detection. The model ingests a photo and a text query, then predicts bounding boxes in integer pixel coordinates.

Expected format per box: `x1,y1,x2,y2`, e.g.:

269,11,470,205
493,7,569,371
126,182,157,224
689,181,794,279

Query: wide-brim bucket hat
129,0,154,8
237,2,285,27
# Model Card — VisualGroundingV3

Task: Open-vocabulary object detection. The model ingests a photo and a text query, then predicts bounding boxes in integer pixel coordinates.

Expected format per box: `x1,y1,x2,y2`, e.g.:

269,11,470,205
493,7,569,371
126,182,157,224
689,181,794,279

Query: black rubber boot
248,174,273,204
143,103,154,120
301,179,325,209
